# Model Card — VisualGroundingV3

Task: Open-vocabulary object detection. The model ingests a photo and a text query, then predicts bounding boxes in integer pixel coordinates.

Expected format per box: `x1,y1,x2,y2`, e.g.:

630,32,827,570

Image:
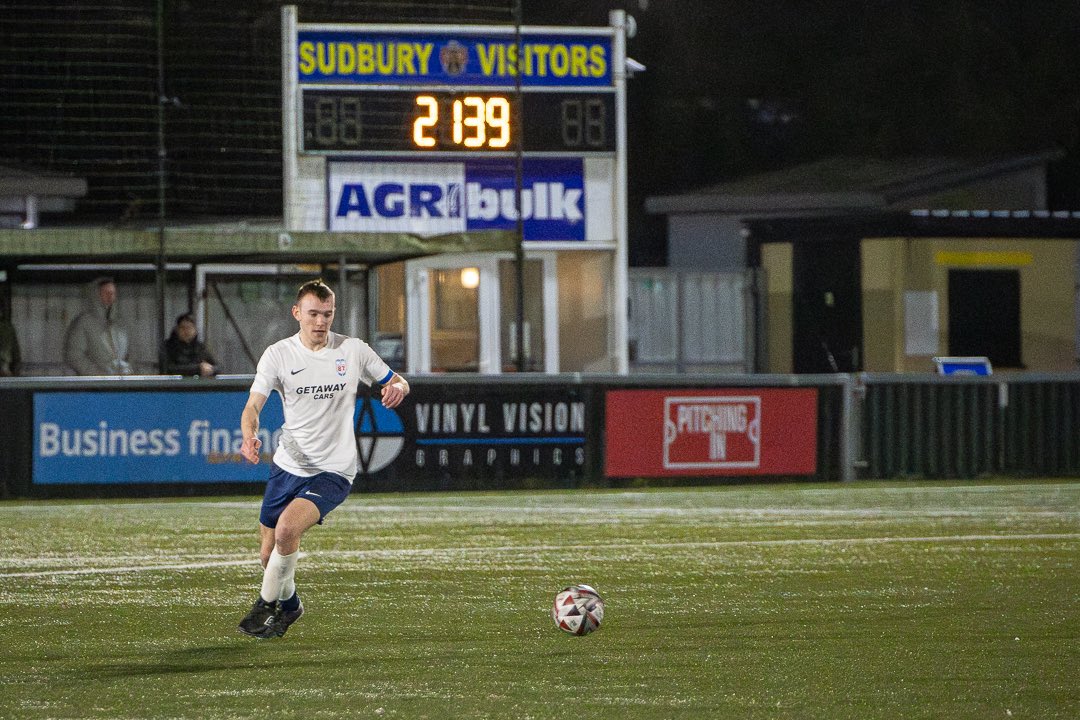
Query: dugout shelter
0,222,515,376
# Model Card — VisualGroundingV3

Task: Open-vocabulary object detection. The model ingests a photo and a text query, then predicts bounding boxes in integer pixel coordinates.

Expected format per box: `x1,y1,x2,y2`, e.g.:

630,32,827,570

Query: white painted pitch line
1,533,1076,579
0,553,253,568
4,502,1076,520
312,532,1080,560
0,558,259,578
1,482,1076,513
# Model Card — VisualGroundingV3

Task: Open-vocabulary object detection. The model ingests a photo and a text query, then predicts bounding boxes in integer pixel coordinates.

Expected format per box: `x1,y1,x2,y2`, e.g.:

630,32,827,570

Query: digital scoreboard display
301,89,616,154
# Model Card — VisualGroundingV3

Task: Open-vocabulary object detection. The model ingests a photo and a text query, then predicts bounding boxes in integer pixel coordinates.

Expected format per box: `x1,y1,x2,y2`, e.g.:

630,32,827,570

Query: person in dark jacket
162,313,218,377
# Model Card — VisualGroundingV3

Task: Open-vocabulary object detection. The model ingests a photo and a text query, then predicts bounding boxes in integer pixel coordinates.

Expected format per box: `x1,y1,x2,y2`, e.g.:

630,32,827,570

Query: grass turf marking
2,532,1076,579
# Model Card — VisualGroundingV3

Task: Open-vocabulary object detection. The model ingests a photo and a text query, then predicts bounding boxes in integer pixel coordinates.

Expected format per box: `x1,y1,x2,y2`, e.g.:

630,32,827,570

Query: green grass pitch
1,481,1077,719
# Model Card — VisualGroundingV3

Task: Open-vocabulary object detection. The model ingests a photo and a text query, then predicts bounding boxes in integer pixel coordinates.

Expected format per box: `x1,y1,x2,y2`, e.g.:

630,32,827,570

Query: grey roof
0,165,87,198
645,152,1062,215
0,224,518,265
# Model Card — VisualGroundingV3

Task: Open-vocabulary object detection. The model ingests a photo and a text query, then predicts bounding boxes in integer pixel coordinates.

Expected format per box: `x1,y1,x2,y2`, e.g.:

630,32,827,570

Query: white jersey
251,332,393,480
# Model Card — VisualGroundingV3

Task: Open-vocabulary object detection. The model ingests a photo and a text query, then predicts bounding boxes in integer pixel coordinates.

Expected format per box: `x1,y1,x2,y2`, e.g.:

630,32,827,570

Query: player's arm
240,391,268,464
380,372,409,409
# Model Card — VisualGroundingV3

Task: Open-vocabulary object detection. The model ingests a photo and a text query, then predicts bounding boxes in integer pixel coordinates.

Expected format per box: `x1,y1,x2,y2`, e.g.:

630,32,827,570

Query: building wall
861,239,899,372
557,251,614,372
861,237,1078,372
666,214,746,271
760,243,793,373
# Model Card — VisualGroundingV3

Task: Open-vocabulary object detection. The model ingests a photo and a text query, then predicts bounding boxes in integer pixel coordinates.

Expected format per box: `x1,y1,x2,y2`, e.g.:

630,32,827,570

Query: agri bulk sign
605,389,818,477
328,157,603,242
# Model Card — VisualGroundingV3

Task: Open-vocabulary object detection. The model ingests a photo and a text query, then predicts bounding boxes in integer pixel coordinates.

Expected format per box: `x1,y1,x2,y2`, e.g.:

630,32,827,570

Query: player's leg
261,496,319,611
237,524,282,637
266,473,352,638
259,524,275,567
238,464,298,638
273,496,321,555
261,497,320,637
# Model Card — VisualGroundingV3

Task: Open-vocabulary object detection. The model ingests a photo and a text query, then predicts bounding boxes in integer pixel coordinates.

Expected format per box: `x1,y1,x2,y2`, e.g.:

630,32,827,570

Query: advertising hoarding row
30,384,818,487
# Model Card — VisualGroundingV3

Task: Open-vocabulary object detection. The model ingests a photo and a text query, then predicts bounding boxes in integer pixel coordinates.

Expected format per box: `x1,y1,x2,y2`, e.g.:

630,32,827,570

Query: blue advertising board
33,391,283,484
33,390,410,486
296,29,613,87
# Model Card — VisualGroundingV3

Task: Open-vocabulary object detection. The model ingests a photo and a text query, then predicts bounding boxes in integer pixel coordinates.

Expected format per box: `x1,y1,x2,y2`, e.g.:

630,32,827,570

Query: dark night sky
527,0,1080,264
4,0,1079,265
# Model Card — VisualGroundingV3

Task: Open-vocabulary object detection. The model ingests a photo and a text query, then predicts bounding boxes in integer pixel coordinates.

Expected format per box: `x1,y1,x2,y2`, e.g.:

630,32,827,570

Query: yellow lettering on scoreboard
298,41,433,79
299,38,605,80
474,42,607,79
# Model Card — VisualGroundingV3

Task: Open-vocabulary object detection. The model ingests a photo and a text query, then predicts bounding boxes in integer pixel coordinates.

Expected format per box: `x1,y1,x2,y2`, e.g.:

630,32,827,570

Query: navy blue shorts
259,463,352,528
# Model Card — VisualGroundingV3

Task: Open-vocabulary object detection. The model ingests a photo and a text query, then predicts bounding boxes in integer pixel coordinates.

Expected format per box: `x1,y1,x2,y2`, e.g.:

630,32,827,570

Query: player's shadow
83,642,322,679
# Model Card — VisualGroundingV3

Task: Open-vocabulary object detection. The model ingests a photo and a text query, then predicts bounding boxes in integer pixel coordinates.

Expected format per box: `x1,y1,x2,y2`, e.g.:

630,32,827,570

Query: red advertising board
605,388,818,477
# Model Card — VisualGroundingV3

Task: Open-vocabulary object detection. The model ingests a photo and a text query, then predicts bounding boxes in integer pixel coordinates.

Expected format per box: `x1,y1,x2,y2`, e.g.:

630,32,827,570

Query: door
406,254,559,374
948,269,1021,368
792,239,863,373
498,257,551,372
407,255,496,373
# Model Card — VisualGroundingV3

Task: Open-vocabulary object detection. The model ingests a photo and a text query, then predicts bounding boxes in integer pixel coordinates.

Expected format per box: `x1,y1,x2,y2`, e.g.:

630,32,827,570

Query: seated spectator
0,306,21,376
162,313,218,377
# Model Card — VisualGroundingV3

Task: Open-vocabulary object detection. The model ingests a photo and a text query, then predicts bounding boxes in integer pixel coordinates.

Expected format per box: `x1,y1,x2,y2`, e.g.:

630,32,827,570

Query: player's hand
240,436,262,464
381,382,406,409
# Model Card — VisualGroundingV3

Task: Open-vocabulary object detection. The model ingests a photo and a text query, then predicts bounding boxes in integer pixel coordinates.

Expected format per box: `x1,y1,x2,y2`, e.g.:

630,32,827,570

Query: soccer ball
551,584,604,636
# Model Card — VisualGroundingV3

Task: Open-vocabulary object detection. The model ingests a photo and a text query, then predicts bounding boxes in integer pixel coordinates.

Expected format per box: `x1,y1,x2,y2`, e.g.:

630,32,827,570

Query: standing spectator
0,304,21,376
162,312,217,377
63,277,132,375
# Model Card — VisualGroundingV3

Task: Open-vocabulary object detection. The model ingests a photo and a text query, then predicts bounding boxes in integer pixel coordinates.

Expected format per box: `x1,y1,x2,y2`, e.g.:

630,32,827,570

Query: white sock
260,549,298,603
279,575,296,602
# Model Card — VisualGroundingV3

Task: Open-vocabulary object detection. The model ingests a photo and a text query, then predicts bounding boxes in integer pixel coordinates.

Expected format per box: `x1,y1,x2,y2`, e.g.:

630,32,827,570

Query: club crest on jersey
336,358,347,376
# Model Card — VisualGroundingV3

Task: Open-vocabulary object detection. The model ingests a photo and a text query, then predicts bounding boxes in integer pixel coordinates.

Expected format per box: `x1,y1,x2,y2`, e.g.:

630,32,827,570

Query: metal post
512,0,526,372
609,10,630,374
155,0,167,372
839,373,856,481
337,255,348,335
281,6,299,231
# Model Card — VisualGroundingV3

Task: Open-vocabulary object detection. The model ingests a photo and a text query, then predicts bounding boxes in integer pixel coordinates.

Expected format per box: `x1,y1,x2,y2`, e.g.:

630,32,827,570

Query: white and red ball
551,584,604,635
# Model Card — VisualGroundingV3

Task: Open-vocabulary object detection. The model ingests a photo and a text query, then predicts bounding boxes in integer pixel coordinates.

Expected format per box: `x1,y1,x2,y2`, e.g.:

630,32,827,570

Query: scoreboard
301,89,616,154
281,10,630,373
288,25,620,158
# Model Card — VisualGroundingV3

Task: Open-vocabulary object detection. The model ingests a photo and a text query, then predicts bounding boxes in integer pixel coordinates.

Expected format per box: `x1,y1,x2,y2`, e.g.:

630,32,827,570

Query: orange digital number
413,95,437,147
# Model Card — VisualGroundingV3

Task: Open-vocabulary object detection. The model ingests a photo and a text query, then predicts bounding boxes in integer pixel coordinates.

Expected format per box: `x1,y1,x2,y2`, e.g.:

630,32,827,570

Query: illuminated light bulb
460,267,480,289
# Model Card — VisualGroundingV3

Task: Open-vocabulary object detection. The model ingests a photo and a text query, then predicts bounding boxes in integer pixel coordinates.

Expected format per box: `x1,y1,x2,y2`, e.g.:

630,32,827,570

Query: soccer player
236,279,409,639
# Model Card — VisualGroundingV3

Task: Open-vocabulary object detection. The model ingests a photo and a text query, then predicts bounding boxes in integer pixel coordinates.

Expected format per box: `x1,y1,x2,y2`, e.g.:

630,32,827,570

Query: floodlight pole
512,0,526,373
155,0,167,372
610,9,630,374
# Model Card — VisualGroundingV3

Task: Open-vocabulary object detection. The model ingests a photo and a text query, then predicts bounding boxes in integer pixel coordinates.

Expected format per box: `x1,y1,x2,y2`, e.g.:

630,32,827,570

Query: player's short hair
175,312,195,326
296,279,334,303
